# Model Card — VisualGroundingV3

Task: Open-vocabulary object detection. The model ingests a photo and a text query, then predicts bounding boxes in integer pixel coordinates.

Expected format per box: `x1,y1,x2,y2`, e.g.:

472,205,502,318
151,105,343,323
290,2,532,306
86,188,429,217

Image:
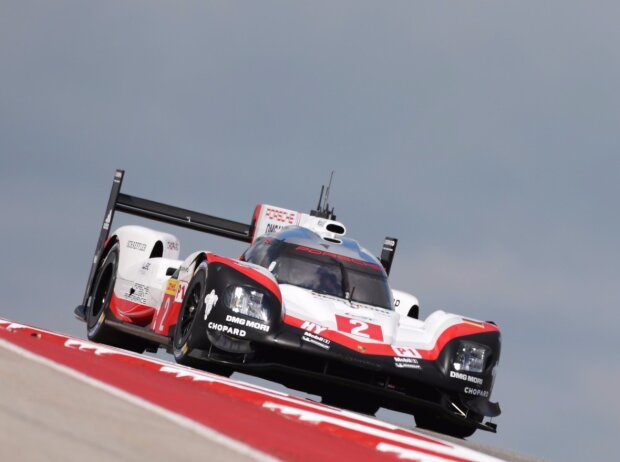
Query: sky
1,1,619,460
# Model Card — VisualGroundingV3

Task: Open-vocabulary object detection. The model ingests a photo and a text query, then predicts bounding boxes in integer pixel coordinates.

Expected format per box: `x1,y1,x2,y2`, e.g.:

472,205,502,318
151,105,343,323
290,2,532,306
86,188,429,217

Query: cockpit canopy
243,228,393,309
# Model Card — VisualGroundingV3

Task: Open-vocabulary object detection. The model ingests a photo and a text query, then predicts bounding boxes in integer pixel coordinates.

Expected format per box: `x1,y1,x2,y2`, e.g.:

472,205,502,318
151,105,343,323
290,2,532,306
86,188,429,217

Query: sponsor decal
383,239,396,249
265,207,297,224
165,279,178,296
141,262,151,271
174,282,188,302
394,357,422,370
343,312,374,322
126,284,149,304
349,304,392,315
266,223,286,234
450,371,484,385
301,331,331,350
167,241,179,251
204,290,219,320
464,387,490,398
391,346,422,358
103,210,112,230
335,315,384,342
225,314,269,332
207,322,246,337
301,321,328,335
127,240,147,252
394,357,418,364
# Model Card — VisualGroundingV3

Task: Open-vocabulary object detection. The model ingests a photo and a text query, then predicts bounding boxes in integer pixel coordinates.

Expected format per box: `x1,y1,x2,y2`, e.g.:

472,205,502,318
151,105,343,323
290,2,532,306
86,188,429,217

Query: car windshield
263,244,393,309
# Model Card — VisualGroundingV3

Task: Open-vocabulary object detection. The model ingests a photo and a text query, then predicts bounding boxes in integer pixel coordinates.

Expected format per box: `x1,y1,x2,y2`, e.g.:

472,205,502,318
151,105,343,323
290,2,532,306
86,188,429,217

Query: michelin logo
302,332,330,350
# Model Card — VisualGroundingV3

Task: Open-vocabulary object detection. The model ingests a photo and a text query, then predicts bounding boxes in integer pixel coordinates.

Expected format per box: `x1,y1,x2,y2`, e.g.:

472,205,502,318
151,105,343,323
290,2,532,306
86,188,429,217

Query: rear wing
78,169,253,312
77,169,398,318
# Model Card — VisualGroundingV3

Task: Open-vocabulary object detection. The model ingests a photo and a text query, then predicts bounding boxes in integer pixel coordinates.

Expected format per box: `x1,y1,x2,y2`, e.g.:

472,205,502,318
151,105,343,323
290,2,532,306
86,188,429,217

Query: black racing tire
414,411,479,438
172,267,232,377
85,243,146,353
321,392,380,416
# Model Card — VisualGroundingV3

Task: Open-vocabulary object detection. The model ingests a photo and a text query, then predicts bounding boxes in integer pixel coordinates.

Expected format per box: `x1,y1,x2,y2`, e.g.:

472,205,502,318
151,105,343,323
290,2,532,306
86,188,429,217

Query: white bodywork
252,204,346,242
113,226,183,310
282,285,473,354
110,225,487,355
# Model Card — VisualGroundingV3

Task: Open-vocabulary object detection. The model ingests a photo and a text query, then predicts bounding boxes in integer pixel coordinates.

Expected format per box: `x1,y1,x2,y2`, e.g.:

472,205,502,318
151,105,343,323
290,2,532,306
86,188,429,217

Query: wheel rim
88,264,114,329
176,282,201,347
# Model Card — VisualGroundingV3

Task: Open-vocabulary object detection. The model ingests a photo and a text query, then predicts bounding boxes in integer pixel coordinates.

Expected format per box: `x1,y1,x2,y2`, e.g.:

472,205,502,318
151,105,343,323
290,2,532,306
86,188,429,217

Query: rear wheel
172,267,232,377
85,243,146,353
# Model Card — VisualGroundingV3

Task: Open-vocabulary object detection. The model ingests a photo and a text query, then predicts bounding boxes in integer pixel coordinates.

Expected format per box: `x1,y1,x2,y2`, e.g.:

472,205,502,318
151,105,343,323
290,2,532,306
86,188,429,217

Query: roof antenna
310,171,336,220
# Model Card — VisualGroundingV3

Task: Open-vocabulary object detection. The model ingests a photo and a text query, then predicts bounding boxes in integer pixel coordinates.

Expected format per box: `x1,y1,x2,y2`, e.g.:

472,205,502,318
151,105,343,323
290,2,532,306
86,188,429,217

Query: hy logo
301,321,328,335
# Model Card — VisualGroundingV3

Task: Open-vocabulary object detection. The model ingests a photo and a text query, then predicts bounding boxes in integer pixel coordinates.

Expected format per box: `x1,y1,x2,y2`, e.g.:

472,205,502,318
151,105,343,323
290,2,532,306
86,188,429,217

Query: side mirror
380,237,398,275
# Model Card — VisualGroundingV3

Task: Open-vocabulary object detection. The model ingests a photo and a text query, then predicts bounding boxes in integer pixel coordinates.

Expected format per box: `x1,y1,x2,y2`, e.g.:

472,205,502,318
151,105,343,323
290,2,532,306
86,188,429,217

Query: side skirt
105,319,171,346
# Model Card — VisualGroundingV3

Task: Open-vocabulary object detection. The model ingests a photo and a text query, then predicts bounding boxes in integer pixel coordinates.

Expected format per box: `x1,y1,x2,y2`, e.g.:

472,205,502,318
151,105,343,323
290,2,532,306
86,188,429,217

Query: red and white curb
0,318,504,462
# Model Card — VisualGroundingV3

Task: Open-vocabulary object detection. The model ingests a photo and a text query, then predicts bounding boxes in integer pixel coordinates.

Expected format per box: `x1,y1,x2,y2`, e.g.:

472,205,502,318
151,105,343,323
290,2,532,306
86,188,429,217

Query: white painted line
262,403,505,462
0,338,279,462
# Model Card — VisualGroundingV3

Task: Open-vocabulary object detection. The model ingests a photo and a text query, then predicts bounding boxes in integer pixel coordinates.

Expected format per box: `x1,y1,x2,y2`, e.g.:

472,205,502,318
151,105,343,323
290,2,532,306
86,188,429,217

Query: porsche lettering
265,208,297,224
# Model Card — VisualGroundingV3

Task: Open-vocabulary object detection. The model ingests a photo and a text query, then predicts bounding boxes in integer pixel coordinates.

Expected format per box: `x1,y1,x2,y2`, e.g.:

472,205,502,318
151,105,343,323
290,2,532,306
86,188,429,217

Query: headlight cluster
453,341,490,373
225,286,269,322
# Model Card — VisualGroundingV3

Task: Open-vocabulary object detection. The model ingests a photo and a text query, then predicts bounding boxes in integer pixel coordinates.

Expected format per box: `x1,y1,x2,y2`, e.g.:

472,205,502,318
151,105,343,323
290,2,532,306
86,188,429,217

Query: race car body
75,170,501,438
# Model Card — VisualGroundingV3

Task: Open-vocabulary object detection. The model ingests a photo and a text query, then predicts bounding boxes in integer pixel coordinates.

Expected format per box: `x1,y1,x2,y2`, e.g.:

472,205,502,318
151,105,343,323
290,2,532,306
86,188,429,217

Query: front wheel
172,267,232,377
414,411,479,438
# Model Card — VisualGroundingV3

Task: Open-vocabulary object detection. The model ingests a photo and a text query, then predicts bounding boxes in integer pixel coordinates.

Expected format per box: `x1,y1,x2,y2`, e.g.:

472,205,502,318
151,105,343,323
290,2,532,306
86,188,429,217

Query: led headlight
453,341,490,373
225,286,269,322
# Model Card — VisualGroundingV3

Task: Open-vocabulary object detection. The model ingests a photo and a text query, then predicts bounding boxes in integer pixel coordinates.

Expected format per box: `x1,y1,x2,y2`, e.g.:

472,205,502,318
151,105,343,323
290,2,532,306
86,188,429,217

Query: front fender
188,254,283,353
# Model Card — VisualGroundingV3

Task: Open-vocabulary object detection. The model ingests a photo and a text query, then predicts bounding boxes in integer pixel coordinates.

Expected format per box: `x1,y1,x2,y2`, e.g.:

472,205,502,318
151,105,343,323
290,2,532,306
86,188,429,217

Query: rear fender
113,225,180,277
392,289,420,319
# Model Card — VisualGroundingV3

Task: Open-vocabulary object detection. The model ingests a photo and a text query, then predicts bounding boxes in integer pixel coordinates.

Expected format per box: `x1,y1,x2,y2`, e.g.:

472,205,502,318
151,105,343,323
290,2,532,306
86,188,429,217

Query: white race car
75,170,501,438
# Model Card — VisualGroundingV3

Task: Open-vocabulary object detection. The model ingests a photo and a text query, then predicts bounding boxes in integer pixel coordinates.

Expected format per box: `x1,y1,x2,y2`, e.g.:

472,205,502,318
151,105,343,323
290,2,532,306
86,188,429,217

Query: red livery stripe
284,314,498,360
109,292,155,325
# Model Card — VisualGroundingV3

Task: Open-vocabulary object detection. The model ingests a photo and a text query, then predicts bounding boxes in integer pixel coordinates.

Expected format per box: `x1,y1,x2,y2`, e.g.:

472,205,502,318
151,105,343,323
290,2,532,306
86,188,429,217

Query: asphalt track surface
0,318,544,462
0,346,257,462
